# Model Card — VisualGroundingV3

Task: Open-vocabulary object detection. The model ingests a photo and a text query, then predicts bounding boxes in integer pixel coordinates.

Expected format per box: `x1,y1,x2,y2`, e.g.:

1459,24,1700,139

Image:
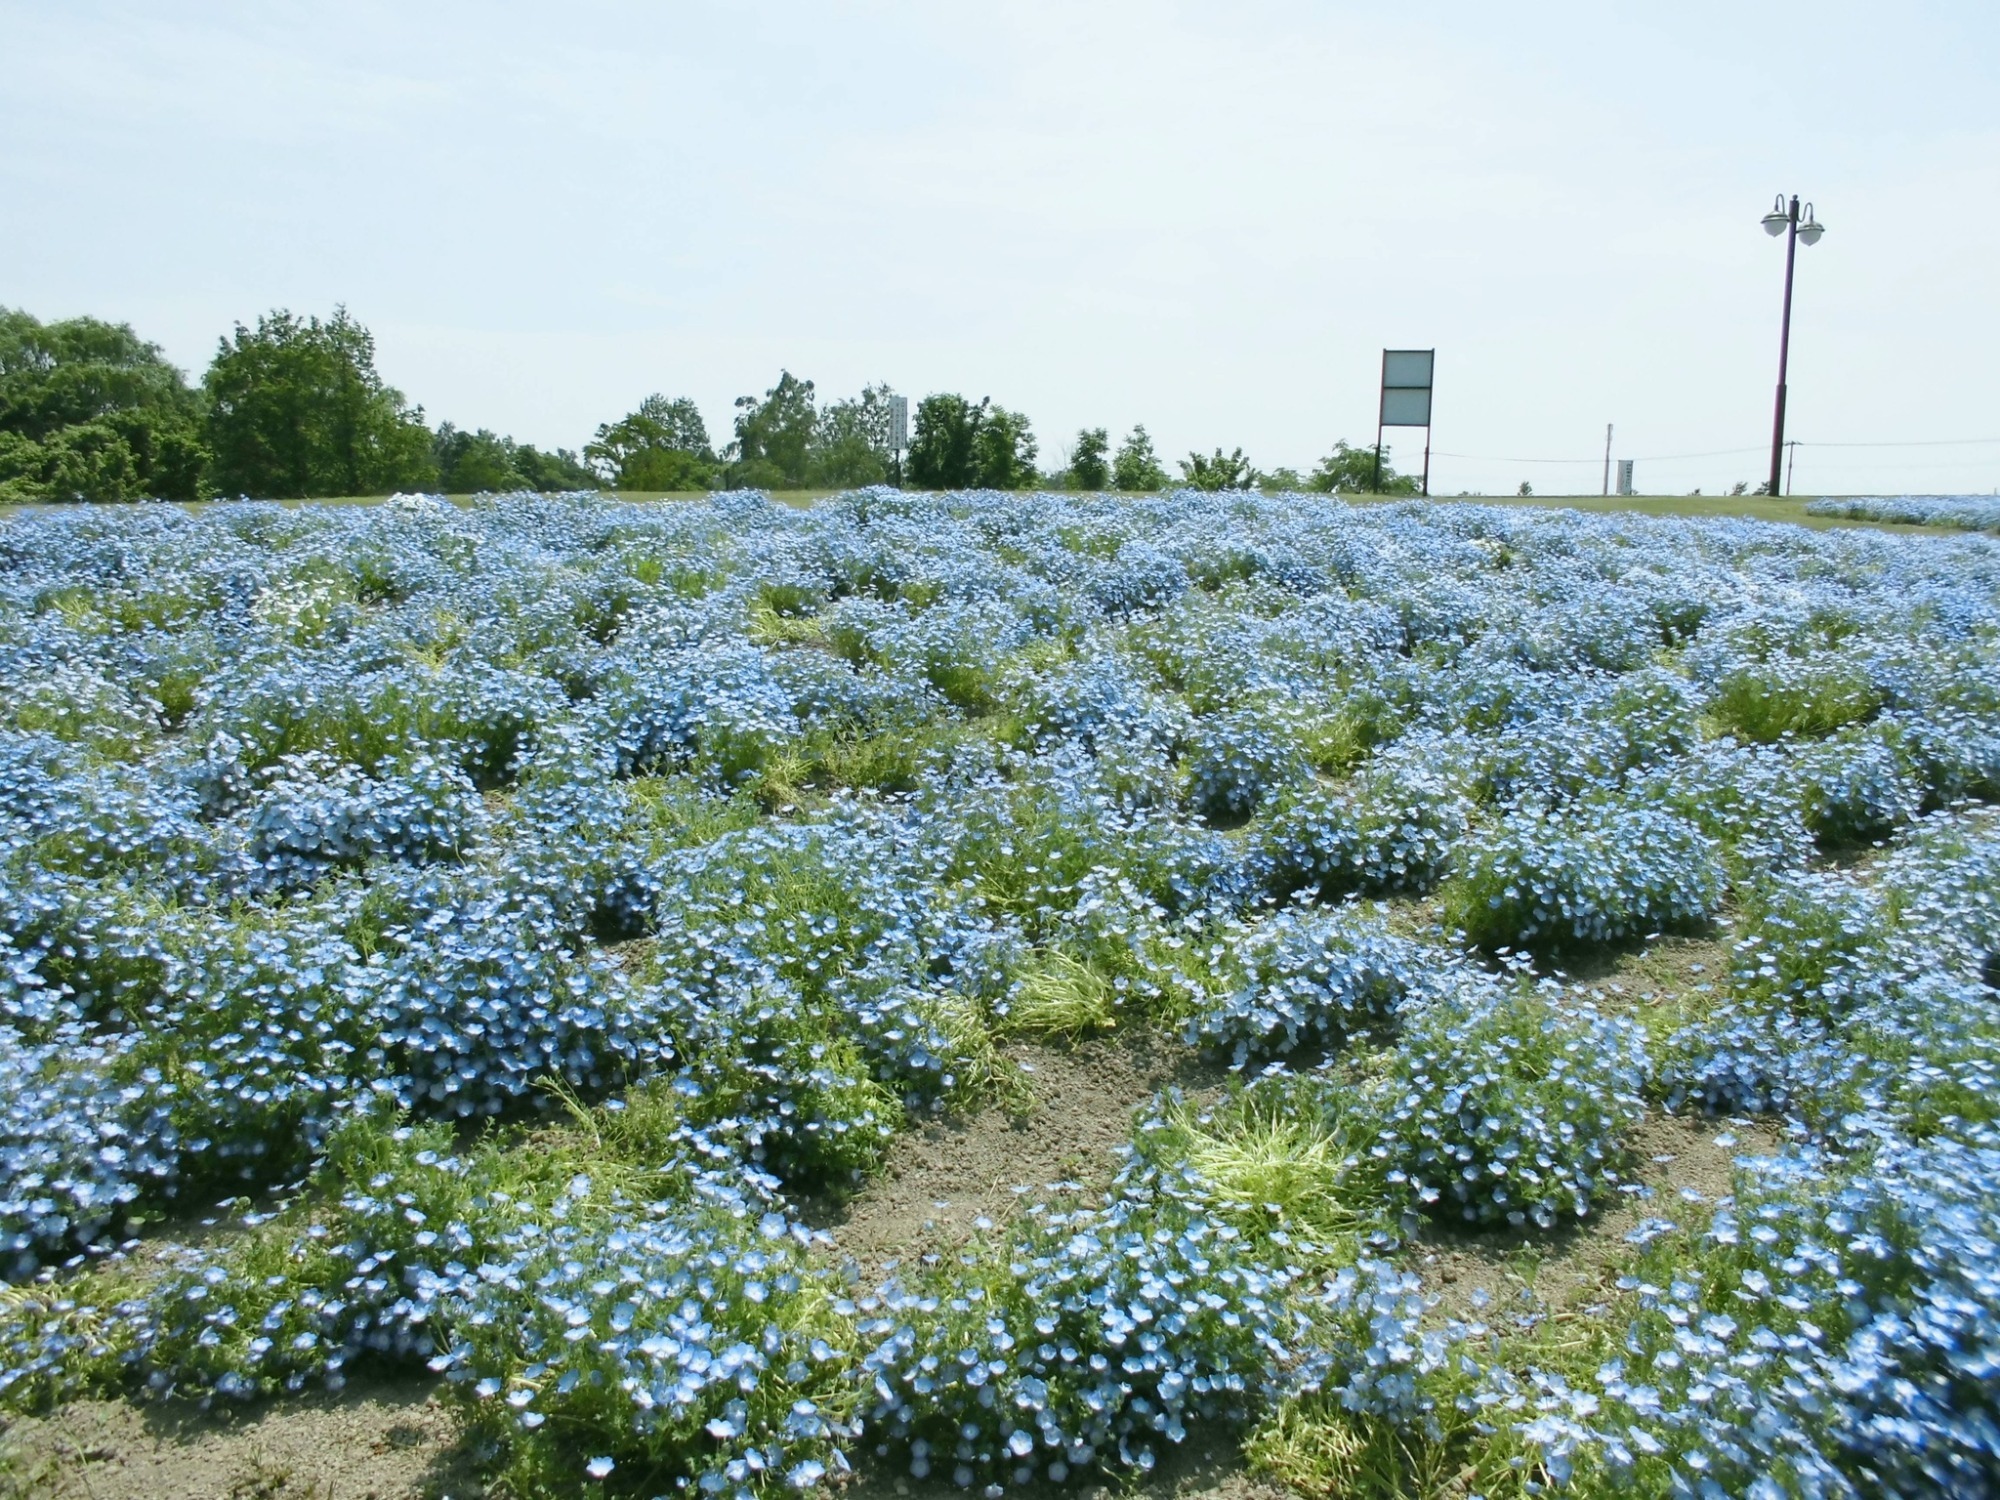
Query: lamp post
1761,193,1824,497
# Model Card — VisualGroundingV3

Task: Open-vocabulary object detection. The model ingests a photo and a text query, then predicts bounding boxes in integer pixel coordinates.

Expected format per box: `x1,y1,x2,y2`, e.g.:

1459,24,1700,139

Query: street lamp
1762,192,1825,496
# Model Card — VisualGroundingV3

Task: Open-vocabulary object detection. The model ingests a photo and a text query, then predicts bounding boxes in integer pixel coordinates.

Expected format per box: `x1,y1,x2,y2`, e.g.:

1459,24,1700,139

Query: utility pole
1602,424,1613,497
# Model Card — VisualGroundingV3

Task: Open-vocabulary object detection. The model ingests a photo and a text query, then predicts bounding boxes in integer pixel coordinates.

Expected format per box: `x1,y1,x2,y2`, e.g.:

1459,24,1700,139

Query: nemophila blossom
1442,797,1722,951
1808,493,2000,533
1186,903,1439,1067
243,750,486,891
1375,984,1650,1229
0,489,1998,1490
1181,704,1313,820
1504,1130,2000,1497
1255,740,1471,900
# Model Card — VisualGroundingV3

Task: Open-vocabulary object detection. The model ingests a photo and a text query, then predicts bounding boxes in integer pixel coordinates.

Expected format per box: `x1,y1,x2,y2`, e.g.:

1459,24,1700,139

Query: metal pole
1769,195,1799,497
1602,424,1613,496
1786,440,1798,496
1420,427,1430,498
1374,349,1386,493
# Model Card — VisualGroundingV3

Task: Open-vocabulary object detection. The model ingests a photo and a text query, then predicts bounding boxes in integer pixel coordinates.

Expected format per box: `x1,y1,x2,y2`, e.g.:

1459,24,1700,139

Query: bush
1182,706,1311,820
1707,659,1882,743
1188,906,1433,1067
1256,753,1470,899
1375,987,1649,1229
1546,1135,2000,1496
1442,800,1722,951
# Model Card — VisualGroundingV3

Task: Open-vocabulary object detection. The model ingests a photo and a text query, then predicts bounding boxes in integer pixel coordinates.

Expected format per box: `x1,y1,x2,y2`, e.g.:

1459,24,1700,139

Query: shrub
1707,659,1882,743
1785,727,1924,848
243,751,486,891
1539,1135,2000,1496
1373,986,1649,1229
1441,800,1722,951
1181,706,1311,820
1187,906,1433,1067
1256,753,1470,900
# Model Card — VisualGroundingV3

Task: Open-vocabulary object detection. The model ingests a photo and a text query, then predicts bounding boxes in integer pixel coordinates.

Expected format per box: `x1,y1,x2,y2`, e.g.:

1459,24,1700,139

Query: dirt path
1410,1110,1783,1325
812,1032,1224,1276
1,1375,481,1500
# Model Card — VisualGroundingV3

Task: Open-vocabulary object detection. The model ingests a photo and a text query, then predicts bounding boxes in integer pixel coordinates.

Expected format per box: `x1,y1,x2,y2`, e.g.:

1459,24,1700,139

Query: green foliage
1708,660,1883,743
1178,447,1255,491
1111,424,1169,491
0,307,200,441
433,424,592,493
812,383,899,487
1143,1076,1390,1247
1309,440,1417,496
203,307,433,499
585,394,716,491
510,442,596,491
907,394,983,488
0,307,209,501
730,370,817,487
1002,950,1116,1039
905,395,1038,490
1067,427,1110,490
972,404,1038,489
433,423,527,493
1246,1359,1573,1499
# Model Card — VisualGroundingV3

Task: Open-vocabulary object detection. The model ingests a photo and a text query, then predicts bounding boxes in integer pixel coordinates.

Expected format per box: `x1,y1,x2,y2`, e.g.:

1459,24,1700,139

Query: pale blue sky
5,1,1997,495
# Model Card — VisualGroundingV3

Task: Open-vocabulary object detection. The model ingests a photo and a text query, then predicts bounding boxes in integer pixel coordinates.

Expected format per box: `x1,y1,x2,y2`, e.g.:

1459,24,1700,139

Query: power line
1433,446,1765,466
1433,436,2000,467
1801,436,2000,449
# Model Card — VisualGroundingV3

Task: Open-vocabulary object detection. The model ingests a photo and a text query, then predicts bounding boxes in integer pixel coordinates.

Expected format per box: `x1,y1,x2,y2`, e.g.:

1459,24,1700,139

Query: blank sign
1382,350,1434,389
1380,387,1432,426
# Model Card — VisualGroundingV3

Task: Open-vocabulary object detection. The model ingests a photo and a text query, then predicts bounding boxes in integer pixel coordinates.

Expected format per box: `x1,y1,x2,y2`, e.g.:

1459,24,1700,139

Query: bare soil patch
839,1425,1294,1500
1410,1111,1783,1324
2,1375,481,1500
809,1033,1223,1276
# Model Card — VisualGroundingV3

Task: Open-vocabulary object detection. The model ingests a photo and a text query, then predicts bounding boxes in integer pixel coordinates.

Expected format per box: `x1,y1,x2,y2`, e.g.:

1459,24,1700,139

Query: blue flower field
2,488,1997,1498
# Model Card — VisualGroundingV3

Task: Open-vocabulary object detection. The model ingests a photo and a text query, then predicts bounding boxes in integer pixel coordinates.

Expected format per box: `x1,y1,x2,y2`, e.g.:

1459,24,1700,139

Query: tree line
0,305,1420,502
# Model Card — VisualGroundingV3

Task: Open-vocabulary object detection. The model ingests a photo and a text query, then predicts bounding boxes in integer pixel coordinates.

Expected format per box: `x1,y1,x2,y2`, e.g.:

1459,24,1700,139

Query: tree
204,307,433,498
907,394,985,489
585,395,716,491
729,371,817,487
433,423,597,493
973,405,1038,489
1259,467,1306,492
1179,447,1256,491
0,307,209,500
434,424,527,493
512,444,596,491
1068,427,1109,490
1517,481,1534,497
1111,425,1168,492
1308,440,1417,495
811,383,898,487
906,394,1039,491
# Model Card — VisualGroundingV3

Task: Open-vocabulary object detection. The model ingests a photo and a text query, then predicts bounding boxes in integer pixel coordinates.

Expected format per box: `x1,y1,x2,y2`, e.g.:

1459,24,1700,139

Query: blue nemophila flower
3,488,2000,1491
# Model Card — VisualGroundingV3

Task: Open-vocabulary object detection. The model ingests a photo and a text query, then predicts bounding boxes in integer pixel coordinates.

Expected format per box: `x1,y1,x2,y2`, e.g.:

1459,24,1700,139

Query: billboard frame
1376,348,1434,496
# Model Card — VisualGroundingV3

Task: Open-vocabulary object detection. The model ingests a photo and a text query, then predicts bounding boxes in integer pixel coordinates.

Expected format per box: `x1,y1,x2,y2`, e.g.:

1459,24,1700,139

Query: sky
4,0,1998,497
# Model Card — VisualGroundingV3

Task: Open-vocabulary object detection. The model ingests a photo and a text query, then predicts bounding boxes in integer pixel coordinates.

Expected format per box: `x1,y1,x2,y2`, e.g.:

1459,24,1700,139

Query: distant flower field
3,488,1998,1498
1808,493,2000,532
